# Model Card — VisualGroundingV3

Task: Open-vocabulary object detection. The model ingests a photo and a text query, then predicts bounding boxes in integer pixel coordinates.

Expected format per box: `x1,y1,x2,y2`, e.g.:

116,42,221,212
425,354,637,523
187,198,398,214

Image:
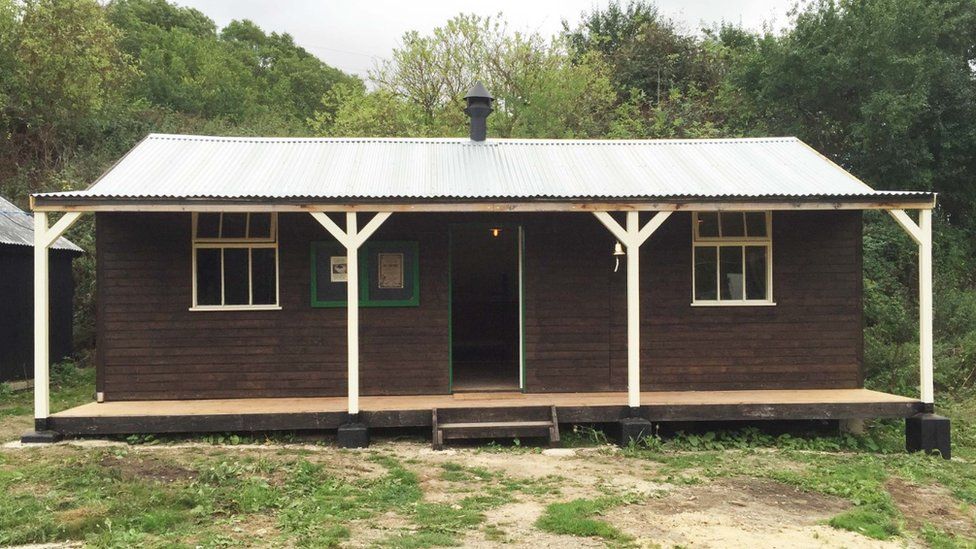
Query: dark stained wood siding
627,211,863,391
96,210,862,400
0,246,77,381
97,213,449,400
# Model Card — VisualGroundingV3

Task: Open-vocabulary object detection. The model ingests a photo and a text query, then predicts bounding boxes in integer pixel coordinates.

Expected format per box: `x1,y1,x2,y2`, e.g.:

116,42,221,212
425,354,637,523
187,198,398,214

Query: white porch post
625,212,641,409
32,211,82,432
345,212,360,415
918,209,934,406
887,208,935,407
311,211,391,416
34,212,50,424
593,211,672,409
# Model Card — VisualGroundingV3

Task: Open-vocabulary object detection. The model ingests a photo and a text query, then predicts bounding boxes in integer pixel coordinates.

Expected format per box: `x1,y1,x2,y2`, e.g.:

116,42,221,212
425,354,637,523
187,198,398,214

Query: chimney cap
464,81,493,101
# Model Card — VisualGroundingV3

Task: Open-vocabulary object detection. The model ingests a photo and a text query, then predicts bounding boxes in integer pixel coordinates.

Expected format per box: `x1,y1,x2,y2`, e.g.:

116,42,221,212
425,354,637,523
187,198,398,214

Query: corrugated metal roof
35,134,930,203
0,196,83,252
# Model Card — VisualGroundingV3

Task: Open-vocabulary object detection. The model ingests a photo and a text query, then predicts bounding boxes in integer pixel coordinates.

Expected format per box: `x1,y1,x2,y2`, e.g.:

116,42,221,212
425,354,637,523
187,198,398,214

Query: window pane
196,248,221,305
223,248,249,305
694,247,718,300
251,248,277,305
248,213,272,238
745,246,768,300
745,212,767,237
697,213,719,238
221,213,246,238
720,212,745,237
719,246,744,300
196,213,220,238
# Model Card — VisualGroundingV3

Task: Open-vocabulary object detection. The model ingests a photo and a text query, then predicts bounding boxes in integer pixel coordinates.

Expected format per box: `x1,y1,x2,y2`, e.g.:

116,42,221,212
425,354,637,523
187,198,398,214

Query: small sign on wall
330,256,348,282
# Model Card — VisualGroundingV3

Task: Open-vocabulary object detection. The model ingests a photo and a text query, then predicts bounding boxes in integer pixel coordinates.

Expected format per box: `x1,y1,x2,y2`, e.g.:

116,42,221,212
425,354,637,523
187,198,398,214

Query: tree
1,0,136,168
107,0,356,126
563,1,731,138
315,13,617,139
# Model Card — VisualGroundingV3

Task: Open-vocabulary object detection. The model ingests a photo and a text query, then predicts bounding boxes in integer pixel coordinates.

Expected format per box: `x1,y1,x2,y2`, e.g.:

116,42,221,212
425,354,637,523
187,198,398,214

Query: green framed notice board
311,240,420,307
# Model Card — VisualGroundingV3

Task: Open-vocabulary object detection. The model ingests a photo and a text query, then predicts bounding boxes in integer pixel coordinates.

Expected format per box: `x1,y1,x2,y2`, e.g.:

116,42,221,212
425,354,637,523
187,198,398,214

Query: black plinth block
906,413,950,460
21,430,62,444
337,421,370,448
617,417,654,447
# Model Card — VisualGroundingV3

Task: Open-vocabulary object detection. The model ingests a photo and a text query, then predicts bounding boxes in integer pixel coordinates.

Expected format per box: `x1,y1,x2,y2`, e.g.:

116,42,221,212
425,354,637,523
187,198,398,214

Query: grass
0,360,94,419
535,496,633,545
1,368,975,547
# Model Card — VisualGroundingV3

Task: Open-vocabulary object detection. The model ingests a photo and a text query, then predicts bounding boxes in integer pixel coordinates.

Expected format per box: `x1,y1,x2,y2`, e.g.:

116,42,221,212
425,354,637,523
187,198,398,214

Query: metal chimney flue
464,82,493,142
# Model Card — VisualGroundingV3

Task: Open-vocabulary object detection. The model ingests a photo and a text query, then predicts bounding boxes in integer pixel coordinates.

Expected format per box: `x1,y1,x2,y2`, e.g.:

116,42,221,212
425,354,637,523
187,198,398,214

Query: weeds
536,496,633,544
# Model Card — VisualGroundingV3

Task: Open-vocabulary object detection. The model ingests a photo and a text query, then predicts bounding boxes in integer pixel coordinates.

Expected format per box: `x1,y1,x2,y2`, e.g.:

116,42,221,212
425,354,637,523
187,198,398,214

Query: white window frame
691,211,775,307
191,213,281,311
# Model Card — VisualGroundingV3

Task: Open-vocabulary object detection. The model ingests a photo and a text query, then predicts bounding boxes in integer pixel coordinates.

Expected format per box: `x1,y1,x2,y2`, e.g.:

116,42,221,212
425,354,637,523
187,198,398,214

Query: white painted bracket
310,211,391,415
887,209,923,245
593,211,672,408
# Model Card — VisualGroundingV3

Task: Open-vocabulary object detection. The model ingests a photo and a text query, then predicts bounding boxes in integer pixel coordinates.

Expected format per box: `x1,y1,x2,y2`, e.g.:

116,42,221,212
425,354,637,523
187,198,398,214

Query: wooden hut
0,196,81,382
22,86,950,457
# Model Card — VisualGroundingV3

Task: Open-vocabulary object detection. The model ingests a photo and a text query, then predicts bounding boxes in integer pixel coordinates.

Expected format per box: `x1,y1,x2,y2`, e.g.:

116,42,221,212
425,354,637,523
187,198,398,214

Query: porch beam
309,211,391,415
593,211,672,409
33,211,83,429
886,208,934,407
32,199,937,214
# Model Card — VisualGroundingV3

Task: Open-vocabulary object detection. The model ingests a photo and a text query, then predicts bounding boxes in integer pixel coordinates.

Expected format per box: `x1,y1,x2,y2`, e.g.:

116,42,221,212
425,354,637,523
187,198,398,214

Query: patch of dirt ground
606,477,909,548
886,477,976,538
464,501,606,548
379,444,904,548
98,453,197,483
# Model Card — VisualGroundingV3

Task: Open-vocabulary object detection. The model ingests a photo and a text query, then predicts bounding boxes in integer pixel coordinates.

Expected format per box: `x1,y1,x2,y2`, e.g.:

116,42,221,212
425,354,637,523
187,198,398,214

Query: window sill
691,301,776,307
189,305,282,312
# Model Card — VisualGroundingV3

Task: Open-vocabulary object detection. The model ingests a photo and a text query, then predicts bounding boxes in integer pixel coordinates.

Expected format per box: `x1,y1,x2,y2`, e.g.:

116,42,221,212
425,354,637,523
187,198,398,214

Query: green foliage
828,508,901,540
535,497,633,543
106,0,357,124
315,14,617,139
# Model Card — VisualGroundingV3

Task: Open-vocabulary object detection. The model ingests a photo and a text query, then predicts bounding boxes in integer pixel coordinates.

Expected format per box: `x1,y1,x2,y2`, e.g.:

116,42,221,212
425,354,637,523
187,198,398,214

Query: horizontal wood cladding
96,212,450,400
96,210,863,400
523,211,863,392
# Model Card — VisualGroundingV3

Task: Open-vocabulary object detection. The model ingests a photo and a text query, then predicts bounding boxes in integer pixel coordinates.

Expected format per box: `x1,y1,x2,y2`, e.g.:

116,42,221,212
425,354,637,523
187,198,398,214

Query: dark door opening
451,225,520,392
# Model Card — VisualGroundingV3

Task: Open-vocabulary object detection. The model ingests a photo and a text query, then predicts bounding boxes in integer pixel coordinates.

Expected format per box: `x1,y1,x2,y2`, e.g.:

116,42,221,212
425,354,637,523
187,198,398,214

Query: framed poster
377,252,404,289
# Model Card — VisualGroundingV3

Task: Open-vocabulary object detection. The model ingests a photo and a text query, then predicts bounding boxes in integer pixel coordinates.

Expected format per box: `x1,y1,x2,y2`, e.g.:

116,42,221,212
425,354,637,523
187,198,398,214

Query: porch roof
31,133,934,210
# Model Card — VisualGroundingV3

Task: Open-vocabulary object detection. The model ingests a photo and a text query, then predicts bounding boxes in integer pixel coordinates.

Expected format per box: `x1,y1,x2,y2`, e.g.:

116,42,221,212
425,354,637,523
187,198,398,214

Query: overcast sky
174,0,794,77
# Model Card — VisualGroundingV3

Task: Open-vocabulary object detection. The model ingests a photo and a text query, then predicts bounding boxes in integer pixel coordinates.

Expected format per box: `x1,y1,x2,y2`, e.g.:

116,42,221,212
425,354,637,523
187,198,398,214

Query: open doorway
450,225,521,392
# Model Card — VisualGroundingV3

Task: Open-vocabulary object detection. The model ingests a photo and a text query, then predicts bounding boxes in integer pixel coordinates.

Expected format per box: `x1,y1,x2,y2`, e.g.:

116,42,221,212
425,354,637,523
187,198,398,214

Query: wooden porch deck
49,389,923,436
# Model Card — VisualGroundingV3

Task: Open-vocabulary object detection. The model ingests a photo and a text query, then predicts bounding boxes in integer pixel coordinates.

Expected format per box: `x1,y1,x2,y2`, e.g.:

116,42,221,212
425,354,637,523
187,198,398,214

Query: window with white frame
192,213,279,309
692,211,773,305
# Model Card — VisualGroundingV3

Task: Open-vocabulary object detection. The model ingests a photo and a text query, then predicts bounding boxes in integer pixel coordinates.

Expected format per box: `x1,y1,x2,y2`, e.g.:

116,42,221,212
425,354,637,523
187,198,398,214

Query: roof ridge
145,133,800,145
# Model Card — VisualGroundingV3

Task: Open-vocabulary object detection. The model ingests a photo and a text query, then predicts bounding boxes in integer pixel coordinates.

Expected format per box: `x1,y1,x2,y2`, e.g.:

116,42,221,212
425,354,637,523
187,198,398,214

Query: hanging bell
613,242,625,272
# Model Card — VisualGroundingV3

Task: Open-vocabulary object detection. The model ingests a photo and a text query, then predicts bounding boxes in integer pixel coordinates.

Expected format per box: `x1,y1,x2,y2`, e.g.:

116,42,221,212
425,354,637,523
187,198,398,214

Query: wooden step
440,421,553,429
432,406,559,450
